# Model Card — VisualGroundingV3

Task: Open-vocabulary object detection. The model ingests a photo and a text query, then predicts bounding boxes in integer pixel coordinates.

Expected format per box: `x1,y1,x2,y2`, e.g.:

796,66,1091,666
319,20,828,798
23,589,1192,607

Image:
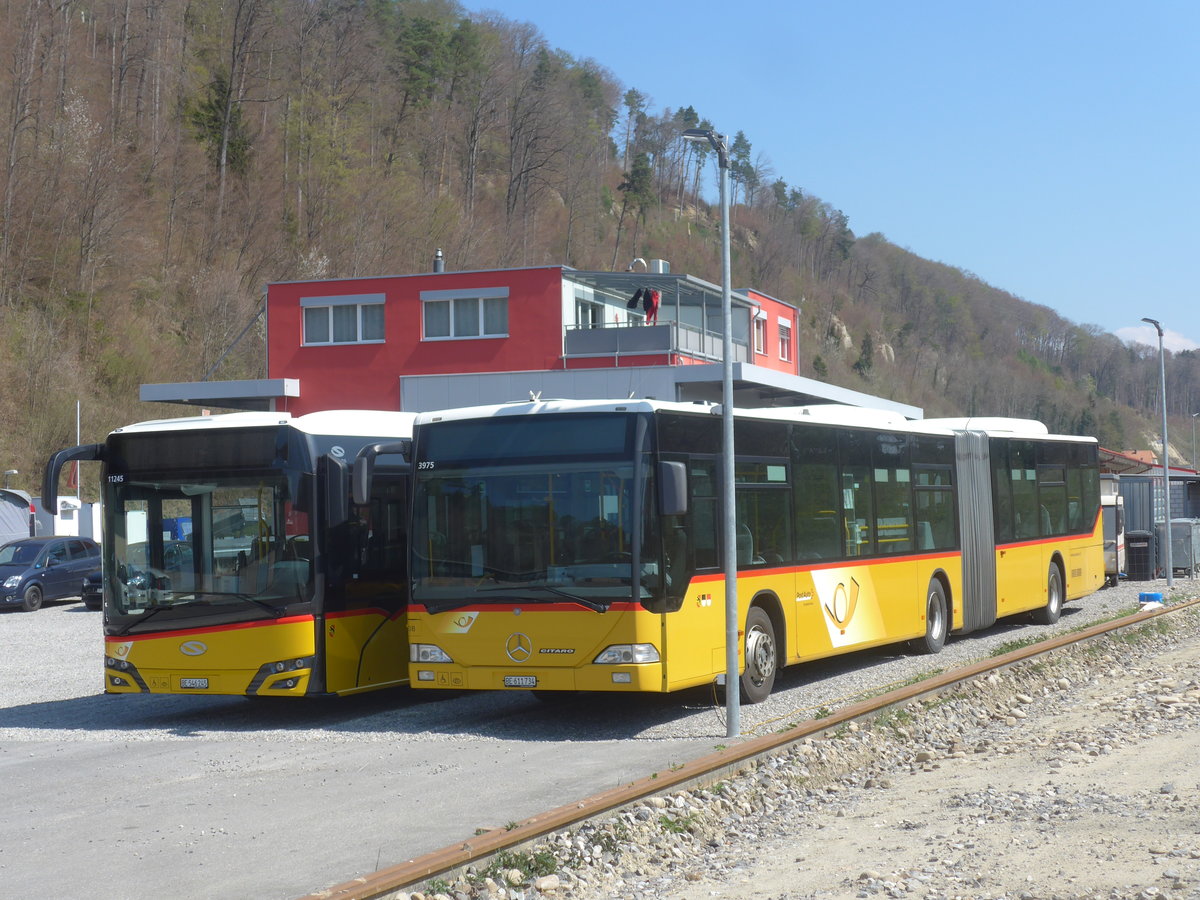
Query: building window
576,297,604,329
778,319,792,362
753,315,766,354
421,287,509,340
301,294,385,345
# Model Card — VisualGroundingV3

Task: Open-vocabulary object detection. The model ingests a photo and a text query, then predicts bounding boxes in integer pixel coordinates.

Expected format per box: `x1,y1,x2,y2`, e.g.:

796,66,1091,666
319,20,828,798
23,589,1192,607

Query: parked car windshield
0,542,42,565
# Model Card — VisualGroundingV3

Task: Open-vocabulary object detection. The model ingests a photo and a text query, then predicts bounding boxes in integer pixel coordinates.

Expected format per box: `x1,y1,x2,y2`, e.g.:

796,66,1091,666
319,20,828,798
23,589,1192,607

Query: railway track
304,595,1200,900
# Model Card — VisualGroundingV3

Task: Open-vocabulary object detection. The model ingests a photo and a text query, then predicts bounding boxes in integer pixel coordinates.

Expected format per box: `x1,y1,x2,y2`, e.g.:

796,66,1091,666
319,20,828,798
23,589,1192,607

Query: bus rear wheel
1032,563,1063,625
910,580,948,654
740,607,777,704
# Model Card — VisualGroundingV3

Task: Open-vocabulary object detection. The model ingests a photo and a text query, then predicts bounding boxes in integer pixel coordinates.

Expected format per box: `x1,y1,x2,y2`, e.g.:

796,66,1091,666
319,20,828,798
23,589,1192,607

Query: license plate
503,675,537,688
179,677,209,689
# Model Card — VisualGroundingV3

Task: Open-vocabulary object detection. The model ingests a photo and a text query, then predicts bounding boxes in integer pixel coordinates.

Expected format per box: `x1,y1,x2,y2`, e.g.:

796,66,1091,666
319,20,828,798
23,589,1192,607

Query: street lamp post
1142,317,1174,588
683,127,739,737
1192,412,1199,472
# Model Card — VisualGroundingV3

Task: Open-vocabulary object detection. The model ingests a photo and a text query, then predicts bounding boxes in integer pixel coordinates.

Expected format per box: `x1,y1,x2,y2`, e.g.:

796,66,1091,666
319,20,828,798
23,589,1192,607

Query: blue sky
466,0,1199,351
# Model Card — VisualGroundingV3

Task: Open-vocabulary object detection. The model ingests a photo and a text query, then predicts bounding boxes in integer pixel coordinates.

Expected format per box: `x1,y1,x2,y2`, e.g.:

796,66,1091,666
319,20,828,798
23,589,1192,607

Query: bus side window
736,521,754,565
792,425,841,561
840,430,875,557
688,461,718,570
914,468,955,551
990,439,1014,543
1008,440,1039,540
737,486,790,566
665,523,688,590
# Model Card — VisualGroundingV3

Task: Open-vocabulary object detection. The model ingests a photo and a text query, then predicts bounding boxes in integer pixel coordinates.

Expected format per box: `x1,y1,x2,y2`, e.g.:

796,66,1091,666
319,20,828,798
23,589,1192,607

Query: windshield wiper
418,594,520,615
475,583,611,612
420,584,612,615
116,605,169,635
116,592,286,632
530,584,612,612
220,593,288,617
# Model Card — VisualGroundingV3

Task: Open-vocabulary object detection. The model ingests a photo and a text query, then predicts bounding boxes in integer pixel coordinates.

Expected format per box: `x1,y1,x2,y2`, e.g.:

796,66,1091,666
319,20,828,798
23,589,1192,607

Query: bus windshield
412,462,662,613
105,471,314,629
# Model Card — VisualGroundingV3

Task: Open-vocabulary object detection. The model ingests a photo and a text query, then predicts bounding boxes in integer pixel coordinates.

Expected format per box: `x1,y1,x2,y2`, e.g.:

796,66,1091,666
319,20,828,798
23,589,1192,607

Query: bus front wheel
1032,564,1063,625
740,607,777,704
910,580,948,654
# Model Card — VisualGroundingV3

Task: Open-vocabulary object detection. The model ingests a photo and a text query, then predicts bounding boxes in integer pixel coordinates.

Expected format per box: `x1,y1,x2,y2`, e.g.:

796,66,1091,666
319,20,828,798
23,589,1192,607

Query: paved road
0,583,1160,899
0,605,720,899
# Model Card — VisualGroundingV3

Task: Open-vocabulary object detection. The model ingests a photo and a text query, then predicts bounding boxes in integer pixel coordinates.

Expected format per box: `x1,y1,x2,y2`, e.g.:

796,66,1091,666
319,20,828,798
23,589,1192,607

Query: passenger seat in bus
269,560,309,592
666,525,688,590
736,522,754,566
916,521,935,551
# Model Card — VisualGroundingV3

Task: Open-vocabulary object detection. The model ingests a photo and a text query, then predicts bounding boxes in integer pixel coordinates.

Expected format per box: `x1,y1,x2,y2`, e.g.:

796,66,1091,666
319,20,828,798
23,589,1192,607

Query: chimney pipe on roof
433,249,445,272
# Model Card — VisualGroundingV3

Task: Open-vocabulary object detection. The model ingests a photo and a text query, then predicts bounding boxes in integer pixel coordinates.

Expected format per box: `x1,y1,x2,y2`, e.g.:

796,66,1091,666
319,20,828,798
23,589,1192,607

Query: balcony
563,322,750,365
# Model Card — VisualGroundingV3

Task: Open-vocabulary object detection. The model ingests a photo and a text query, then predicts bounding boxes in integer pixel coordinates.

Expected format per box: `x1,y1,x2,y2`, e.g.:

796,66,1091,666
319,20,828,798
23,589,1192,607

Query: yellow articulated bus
399,399,1103,703
44,410,413,697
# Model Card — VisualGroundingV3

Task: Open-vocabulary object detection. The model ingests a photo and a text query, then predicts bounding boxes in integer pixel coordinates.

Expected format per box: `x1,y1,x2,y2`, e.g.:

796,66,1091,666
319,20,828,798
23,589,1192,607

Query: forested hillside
1,0,1193,499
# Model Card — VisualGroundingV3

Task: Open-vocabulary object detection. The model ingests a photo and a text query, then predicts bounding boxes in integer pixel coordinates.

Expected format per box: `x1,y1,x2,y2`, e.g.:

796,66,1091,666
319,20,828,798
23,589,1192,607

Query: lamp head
682,128,728,163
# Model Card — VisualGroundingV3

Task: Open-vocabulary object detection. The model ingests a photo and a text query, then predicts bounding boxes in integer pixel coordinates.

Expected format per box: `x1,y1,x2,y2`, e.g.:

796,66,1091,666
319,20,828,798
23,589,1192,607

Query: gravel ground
641,577,1187,743
405,577,1200,900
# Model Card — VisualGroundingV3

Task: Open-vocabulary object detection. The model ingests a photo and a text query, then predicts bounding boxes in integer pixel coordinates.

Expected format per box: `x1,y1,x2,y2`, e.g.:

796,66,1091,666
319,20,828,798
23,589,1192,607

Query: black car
81,568,103,610
0,536,102,611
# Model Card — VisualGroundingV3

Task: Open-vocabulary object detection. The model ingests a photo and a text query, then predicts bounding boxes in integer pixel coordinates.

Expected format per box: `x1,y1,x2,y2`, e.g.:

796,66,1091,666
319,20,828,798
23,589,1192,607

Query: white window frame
778,318,793,362
301,294,386,345
421,287,509,340
575,295,604,329
753,312,767,355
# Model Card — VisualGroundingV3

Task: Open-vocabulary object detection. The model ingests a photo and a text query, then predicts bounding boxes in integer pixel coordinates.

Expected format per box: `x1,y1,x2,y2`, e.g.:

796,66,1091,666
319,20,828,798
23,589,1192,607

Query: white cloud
1115,324,1199,354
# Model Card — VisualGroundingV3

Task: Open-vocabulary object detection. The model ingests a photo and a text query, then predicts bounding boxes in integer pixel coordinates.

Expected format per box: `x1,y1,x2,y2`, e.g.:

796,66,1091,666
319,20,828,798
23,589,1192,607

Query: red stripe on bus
998,535,1095,551
326,607,407,622
688,552,963,583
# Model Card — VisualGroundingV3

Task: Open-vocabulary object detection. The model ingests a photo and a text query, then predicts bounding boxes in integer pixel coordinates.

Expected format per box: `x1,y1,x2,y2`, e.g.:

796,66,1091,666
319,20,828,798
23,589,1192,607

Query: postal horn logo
505,632,532,663
180,640,208,657
823,578,860,629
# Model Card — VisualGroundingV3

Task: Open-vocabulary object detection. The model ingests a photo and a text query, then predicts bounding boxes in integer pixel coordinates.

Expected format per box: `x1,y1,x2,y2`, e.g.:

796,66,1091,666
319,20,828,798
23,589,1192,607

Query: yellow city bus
400,399,1103,702
44,410,413,697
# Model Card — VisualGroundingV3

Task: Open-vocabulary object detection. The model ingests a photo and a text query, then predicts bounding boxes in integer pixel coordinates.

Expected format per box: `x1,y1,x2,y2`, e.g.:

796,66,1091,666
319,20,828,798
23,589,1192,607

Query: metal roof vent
433,249,445,272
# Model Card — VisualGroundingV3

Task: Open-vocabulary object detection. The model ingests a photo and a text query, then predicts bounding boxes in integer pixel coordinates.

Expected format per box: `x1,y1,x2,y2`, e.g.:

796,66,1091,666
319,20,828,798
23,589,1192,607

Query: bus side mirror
352,440,411,506
323,455,349,527
42,443,104,511
351,456,371,508
658,461,687,517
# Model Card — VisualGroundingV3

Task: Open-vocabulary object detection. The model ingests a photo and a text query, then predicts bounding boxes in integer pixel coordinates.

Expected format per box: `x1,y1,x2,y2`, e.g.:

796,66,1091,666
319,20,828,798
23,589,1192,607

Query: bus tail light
594,644,659,664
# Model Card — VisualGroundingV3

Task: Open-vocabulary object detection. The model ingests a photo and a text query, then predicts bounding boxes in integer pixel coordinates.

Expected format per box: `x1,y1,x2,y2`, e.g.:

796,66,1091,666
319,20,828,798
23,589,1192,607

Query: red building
144,258,920,418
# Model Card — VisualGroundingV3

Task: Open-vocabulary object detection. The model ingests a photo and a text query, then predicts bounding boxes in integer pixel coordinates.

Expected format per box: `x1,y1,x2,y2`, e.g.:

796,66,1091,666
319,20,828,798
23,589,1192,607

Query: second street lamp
1141,317,1174,588
682,127,739,737
1192,412,1199,472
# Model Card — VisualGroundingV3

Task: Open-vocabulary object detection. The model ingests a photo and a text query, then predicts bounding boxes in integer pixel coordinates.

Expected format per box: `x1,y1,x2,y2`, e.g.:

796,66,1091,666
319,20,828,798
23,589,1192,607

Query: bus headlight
594,644,660,664
410,644,453,663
